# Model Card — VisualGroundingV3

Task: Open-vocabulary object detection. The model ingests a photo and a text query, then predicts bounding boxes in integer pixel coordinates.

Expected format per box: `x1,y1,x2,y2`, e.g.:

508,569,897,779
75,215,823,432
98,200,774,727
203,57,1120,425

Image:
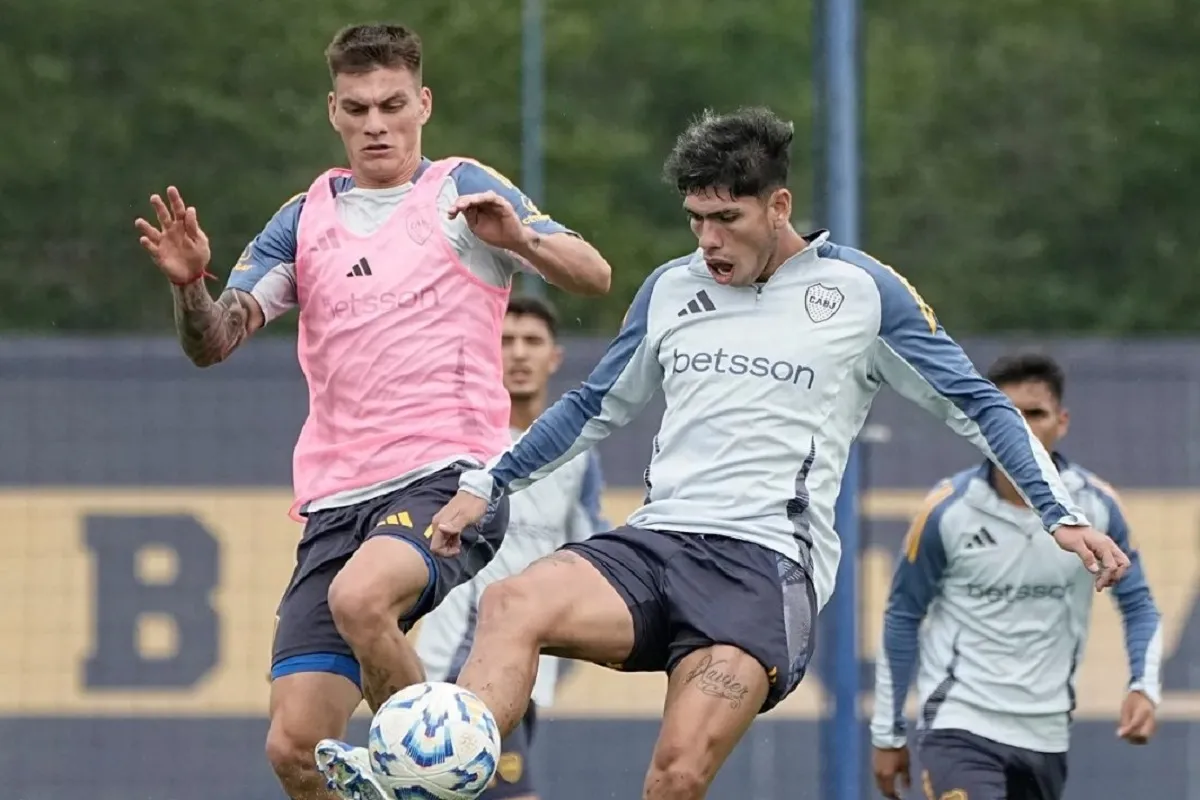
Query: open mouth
706,261,735,284
363,143,391,154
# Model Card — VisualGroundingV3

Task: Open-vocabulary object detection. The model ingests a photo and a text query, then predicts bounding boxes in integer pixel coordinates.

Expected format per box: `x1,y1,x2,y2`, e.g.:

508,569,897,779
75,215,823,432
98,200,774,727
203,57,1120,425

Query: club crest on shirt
406,211,432,245
804,283,844,323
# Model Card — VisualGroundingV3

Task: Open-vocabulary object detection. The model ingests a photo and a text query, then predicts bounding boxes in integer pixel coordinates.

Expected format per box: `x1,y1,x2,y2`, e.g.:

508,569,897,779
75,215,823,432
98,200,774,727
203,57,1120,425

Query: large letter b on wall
85,515,219,689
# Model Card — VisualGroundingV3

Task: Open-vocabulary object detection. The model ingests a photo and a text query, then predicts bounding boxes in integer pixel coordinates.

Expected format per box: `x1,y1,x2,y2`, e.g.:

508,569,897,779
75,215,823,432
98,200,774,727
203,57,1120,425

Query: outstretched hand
429,490,490,557
135,186,212,285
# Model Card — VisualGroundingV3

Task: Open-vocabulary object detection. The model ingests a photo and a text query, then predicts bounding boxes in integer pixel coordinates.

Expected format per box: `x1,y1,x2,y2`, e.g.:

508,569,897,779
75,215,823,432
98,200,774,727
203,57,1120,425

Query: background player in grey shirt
425,108,1130,800
871,352,1161,800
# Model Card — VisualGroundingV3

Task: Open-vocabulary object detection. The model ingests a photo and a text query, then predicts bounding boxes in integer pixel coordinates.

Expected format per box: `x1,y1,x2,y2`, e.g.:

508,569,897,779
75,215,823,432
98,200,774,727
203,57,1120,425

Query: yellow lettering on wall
0,487,1194,720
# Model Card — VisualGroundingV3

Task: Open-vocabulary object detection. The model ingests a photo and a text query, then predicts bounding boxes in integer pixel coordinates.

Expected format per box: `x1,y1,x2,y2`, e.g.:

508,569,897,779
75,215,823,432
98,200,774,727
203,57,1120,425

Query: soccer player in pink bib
134,22,611,800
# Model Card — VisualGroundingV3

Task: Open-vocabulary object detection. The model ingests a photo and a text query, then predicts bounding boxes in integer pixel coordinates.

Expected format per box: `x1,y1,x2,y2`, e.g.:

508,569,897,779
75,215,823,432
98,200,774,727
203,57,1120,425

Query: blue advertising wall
0,336,1196,799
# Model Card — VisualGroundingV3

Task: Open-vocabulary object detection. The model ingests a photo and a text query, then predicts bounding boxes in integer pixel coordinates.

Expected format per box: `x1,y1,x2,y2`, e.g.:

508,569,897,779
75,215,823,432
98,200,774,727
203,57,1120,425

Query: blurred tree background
2,0,1197,334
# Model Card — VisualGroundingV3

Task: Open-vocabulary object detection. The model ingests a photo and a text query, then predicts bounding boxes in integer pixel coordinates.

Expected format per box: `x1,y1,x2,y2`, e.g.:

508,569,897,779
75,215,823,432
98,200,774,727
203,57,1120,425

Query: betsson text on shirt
318,286,440,321
669,348,816,389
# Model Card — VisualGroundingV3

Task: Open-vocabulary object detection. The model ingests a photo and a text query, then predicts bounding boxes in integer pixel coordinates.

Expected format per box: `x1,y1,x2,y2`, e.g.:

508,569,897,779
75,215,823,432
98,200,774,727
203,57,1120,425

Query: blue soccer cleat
315,739,388,800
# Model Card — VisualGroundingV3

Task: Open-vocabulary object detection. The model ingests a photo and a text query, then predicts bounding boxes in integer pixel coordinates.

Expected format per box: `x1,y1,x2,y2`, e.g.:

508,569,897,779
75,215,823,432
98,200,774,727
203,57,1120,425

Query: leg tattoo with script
683,654,750,710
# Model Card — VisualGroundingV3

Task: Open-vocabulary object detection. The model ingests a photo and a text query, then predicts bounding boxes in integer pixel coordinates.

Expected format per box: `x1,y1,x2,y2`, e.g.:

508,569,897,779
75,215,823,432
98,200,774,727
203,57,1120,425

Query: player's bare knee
476,577,547,642
645,724,725,799
267,673,359,795
265,717,318,786
644,766,707,800
327,575,393,647
644,746,711,800
328,543,425,645
335,538,430,639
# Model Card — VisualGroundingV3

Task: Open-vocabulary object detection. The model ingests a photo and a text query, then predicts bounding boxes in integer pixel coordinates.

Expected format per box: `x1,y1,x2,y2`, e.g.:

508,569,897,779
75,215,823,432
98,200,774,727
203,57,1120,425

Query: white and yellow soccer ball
368,682,502,800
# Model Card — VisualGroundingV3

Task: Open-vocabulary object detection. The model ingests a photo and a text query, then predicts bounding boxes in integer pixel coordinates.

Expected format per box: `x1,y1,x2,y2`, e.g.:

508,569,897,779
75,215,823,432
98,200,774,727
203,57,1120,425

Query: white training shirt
461,231,1090,610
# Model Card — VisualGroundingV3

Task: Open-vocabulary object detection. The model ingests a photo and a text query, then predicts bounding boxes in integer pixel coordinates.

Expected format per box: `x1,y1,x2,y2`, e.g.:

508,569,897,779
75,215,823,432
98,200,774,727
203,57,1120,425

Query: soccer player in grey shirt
424,107,1130,800
871,353,1161,800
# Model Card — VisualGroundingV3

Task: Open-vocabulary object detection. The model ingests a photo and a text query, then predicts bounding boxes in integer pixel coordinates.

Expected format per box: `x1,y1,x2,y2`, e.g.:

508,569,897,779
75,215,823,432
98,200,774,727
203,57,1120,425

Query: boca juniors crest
804,283,844,323
406,211,432,246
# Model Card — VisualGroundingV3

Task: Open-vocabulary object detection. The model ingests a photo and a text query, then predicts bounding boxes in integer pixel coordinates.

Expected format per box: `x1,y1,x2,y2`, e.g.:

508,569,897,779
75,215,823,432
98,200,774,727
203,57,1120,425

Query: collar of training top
327,157,434,197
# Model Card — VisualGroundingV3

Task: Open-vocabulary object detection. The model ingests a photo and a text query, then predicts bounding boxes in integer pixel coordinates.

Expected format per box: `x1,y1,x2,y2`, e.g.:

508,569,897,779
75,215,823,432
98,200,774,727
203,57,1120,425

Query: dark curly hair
662,107,795,198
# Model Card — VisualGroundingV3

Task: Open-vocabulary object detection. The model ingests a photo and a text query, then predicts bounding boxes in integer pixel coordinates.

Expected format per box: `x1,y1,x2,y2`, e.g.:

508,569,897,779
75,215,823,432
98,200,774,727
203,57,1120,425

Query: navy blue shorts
270,464,509,686
563,526,817,712
479,703,539,799
919,729,1068,800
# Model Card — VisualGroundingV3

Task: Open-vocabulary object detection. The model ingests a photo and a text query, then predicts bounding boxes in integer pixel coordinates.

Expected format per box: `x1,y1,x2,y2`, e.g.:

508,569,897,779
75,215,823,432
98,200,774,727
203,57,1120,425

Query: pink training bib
289,157,512,518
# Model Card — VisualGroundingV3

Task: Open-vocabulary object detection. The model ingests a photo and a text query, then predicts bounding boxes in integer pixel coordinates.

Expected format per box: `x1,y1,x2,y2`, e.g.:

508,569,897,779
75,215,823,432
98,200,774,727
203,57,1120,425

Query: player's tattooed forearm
683,654,750,709
172,285,253,367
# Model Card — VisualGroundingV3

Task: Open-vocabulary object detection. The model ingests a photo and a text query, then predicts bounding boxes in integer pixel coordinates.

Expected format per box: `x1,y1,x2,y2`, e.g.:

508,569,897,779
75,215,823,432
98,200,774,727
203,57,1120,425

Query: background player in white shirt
416,295,605,800
426,108,1131,800
871,352,1162,800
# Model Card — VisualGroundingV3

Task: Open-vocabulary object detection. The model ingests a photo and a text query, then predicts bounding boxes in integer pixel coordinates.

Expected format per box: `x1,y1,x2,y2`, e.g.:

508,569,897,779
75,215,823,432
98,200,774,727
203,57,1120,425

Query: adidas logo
375,511,412,528
308,229,342,253
964,528,998,550
346,257,373,278
678,289,716,317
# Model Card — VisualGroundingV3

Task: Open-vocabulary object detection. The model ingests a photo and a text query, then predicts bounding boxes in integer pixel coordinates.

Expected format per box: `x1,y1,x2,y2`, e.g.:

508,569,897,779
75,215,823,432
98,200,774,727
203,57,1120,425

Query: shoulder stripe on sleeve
876,261,937,334
904,480,954,562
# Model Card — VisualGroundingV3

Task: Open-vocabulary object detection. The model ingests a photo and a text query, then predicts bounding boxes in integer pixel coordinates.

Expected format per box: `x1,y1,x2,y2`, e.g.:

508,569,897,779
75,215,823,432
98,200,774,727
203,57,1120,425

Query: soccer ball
368,682,502,800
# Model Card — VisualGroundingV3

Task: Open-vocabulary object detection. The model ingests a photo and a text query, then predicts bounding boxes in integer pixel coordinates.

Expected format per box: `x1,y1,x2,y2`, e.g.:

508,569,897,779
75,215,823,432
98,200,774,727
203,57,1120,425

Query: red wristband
170,268,217,287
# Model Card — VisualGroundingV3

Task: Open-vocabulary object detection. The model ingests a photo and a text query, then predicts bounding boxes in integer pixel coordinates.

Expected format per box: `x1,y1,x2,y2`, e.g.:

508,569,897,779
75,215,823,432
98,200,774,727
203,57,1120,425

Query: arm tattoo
683,654,751,710
172,283,256,367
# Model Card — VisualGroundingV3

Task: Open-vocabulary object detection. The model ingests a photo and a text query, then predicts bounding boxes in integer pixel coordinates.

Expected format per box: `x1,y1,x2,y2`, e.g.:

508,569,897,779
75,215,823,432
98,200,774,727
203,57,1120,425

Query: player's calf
644,645,770,800
328,536,431,710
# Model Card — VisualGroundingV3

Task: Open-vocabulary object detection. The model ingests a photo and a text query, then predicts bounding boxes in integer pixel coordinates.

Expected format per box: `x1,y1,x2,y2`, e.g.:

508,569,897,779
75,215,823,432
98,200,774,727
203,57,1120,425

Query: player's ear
419,86,433,124
549,344,563,375
327,91,338,131
769,188,791,228
1057,406,1070,440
